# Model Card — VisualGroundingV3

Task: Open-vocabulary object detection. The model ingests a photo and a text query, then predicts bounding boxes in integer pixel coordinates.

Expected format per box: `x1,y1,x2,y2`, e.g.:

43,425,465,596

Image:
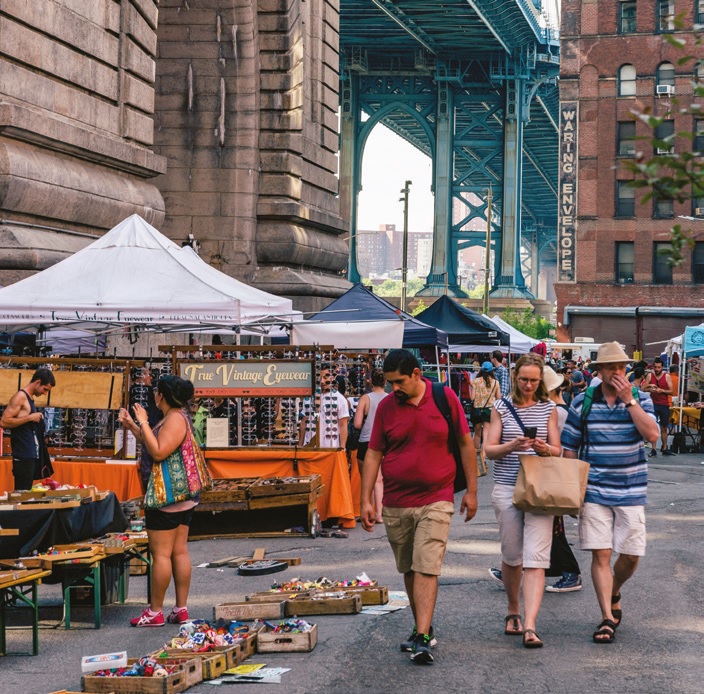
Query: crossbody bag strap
500,397,527,435
479,380,499,409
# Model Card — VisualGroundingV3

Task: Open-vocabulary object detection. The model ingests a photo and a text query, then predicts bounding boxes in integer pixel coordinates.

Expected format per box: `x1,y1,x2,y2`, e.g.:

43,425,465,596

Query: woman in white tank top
354,370,387,523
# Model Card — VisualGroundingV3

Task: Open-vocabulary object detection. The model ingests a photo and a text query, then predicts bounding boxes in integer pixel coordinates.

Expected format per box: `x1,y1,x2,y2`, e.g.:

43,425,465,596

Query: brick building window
697,0,704,24
694,243,704,283
695,120,704,152
653,242,673,284
693,198,704,216
658,0,674,31
619,1,636,32
618,121,636,156
616,181,635,216
655,120,674,154
619,65,637,96
615,242,635,283
654,195,674,218
656,62,675,95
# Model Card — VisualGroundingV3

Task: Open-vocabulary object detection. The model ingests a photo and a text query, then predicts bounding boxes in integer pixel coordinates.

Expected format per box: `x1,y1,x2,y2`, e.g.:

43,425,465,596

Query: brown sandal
522,628,544,648
504,614,523,635
611,593,622,627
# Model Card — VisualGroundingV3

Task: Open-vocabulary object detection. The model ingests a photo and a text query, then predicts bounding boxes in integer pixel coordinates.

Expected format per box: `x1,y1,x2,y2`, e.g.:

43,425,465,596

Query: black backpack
431,382,467,493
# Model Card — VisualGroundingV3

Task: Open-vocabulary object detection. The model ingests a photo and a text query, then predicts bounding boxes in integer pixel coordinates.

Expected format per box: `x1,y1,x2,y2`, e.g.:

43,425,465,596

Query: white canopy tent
490,315,541,354
291,320,404,349
0,215,295,334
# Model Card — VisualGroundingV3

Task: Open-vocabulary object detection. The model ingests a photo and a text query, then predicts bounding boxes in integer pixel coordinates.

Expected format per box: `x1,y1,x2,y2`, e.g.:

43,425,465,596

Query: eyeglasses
517,378,541,385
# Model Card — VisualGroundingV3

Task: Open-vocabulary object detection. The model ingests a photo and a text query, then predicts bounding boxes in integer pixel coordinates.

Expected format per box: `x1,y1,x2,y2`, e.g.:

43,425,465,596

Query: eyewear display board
180,360,314,397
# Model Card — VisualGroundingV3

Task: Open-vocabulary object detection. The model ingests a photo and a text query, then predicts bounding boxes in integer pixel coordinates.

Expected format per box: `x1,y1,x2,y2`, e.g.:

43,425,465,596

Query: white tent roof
0,215,293,330
490,315,541,353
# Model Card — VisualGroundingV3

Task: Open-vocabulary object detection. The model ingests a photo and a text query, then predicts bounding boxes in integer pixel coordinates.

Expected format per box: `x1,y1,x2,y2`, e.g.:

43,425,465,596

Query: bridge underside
339,0,559,299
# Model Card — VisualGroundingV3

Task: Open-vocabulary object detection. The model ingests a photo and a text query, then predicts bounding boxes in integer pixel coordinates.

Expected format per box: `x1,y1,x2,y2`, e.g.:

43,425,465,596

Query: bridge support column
340,74,361,283
492,79,533,299
419,81,465,297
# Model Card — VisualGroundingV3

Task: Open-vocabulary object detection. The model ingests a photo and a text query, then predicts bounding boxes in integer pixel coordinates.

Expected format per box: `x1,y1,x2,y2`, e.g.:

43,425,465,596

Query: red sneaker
167,607,190,624
130,608,164,627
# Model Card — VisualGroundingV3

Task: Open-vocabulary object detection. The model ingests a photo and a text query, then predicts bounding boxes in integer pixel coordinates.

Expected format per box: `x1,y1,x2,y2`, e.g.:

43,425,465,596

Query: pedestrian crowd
359,343,661,663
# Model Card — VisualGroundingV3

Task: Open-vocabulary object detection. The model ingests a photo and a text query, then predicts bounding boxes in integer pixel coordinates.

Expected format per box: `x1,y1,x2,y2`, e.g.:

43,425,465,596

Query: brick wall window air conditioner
695,208,704,216
656,84,675,95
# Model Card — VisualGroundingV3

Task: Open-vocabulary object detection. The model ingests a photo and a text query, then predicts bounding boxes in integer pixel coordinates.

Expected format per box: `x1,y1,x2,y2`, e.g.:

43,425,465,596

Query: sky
357,125,434,233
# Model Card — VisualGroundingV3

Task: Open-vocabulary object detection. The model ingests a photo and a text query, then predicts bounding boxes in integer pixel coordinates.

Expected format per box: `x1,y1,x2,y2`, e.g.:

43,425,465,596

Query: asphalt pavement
3,451,704,693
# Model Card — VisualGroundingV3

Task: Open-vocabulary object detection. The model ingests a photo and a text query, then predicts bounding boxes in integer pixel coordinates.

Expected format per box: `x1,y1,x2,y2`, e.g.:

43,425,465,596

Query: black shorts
12,457,38,491
145,507,195,531
653,404,671,427
356,441,369,462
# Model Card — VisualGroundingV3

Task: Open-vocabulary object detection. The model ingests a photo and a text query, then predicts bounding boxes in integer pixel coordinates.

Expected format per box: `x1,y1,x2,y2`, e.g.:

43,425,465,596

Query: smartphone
524,426,538,439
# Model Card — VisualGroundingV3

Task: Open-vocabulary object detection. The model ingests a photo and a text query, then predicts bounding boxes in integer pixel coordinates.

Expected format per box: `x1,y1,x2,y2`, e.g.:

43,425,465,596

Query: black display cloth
0,492,127,559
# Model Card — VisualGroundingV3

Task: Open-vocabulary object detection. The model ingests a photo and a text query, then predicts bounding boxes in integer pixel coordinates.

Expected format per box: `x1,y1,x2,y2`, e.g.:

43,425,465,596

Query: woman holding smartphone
484,353,561,648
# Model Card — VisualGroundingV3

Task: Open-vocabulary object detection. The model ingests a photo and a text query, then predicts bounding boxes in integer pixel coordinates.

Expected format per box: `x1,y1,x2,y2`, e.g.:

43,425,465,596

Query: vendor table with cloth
0,458,143,501
205,449,355,527
0,493,127,559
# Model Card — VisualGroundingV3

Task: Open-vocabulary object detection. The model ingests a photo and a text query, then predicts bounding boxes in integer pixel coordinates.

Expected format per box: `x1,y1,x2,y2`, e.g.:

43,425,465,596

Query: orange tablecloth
205,448,356,527
0,458,143,501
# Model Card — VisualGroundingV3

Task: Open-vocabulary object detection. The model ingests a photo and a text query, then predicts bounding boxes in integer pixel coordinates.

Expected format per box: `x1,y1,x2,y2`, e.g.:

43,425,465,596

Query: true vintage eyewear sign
180,360,313,397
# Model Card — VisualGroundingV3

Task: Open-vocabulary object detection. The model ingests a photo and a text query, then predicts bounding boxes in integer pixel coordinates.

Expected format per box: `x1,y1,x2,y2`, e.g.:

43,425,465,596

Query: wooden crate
247,475,322,498
81,657,201,693
200,478,260,503
129,557,148,576
151,649,227,681
284,593,362,616
256,623,317,653
246,590,315,603
336,585,389,606
213,600,286,621
194,499,248,513
37,544,101,562
233,629,260,663
247,485,324,511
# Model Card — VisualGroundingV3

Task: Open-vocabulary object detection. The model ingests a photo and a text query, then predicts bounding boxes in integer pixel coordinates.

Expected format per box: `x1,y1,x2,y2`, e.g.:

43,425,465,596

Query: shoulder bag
501,398,589,516
145,412,212,510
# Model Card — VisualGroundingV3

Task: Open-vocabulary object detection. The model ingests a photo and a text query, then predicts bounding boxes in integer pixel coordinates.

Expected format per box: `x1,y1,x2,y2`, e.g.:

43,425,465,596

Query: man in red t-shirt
360,349,478,665
641,357,674,456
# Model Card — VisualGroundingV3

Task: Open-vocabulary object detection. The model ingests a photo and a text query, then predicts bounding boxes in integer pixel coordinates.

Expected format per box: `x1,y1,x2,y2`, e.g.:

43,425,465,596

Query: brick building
556,0,704,357
356,224,433,278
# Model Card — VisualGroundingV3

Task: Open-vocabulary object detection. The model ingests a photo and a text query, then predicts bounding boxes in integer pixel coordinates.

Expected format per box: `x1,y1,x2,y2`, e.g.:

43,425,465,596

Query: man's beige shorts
382,501,454,576
579,502,646,556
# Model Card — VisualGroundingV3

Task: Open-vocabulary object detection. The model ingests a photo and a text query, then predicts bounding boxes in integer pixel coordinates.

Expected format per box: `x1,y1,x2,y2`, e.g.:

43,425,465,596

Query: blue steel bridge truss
338,0,559,298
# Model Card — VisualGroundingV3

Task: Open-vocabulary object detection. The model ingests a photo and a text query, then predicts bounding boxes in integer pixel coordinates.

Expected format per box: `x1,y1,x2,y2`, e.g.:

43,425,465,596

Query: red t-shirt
369,378,469,508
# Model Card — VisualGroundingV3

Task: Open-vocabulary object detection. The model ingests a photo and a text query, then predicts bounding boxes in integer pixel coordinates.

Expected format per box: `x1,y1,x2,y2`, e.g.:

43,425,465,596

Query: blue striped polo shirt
561,388,657,506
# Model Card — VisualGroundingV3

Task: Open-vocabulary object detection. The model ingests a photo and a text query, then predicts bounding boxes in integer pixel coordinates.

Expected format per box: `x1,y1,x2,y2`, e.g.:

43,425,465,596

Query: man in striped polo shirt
561,342,659,644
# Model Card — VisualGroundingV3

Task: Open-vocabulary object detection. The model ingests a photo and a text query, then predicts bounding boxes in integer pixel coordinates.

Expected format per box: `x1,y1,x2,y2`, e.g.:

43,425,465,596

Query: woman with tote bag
483,353,561,648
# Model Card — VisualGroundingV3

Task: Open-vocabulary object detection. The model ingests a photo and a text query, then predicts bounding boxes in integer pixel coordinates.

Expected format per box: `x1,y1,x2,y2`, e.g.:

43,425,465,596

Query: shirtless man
0,369,55,489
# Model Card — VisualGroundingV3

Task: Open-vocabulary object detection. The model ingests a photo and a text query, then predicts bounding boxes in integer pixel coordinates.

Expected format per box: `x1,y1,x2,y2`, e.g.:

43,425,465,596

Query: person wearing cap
561,342,659,644
469,361,500,451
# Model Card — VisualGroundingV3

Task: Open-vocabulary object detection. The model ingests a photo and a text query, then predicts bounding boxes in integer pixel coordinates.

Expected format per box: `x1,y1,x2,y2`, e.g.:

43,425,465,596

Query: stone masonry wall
153,0,348,312
0,0,166,283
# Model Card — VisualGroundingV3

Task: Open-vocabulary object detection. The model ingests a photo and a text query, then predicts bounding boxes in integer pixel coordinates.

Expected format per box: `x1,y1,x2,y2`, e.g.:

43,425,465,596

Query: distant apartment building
356,224,434,278
555,0,704,356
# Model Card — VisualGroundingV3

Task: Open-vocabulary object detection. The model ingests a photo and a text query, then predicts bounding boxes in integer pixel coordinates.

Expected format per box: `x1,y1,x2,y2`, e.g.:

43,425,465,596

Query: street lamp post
483,185,493,315
400,180,412,313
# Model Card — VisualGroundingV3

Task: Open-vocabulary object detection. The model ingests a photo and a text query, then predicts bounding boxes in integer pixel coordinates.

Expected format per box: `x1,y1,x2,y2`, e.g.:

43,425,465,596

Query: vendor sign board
181,360,313,397
0,369,123,409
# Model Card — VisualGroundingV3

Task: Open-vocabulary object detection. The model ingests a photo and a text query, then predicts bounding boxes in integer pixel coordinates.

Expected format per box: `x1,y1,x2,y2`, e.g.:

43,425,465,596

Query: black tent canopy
308,283,449,349
415,296,510,348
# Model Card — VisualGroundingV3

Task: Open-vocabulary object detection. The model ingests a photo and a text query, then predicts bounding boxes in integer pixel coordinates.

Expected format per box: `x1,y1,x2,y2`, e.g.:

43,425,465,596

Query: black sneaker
662,448,676,456
649,448,657,458
410,633,434,664
401,625,437,652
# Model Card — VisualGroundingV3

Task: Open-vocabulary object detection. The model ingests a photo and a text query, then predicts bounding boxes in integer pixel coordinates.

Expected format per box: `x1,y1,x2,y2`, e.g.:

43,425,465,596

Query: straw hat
592,341,631,365
542,365,565,393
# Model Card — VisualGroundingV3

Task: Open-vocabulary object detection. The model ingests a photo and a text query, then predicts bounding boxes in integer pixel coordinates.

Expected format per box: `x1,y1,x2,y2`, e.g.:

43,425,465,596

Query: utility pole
400,180,412,313
483,186,493,315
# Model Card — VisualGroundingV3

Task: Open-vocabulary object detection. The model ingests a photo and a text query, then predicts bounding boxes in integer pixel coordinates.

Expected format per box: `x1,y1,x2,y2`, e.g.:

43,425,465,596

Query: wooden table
0,569,52,656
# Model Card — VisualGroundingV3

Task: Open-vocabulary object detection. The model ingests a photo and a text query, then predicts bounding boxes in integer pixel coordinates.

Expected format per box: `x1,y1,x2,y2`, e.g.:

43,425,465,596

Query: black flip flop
504,614,523,635
522,628,544,648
